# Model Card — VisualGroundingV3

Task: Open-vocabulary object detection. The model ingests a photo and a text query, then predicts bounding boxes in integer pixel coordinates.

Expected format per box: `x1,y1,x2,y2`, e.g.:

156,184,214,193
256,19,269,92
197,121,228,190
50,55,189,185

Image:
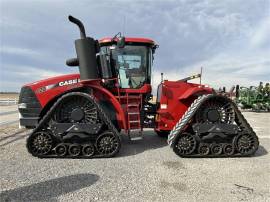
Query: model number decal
59,79,80,87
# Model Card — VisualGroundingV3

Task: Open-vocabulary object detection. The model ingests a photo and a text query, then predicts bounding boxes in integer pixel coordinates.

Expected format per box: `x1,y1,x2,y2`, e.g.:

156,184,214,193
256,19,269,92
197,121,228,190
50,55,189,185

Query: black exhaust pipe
68,15,86,39
68,15,99,81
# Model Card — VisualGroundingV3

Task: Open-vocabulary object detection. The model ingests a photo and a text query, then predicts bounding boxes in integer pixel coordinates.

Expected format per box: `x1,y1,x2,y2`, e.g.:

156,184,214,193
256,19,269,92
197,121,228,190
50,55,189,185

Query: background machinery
235,83,270,112
18,16,259,158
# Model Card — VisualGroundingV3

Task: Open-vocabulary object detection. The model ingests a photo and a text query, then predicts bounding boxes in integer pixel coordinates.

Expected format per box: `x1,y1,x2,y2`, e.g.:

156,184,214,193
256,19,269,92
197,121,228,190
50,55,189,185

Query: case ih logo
35,79,80,94
59,79,80,87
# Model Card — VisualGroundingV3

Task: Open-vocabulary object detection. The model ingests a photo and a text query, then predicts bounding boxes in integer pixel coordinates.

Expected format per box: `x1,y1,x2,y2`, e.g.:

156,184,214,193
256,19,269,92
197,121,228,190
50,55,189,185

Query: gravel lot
0,112,269,202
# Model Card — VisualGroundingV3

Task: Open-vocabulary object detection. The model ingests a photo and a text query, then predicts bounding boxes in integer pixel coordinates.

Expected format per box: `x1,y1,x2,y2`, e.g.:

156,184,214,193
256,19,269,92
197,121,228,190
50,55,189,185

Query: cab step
129,120,140,123
128,129,143,141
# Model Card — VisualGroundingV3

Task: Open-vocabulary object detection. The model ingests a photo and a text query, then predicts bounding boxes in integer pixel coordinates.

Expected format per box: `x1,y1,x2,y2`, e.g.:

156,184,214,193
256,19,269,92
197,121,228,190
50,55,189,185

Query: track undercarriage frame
168,94,259,157
27,92,121,158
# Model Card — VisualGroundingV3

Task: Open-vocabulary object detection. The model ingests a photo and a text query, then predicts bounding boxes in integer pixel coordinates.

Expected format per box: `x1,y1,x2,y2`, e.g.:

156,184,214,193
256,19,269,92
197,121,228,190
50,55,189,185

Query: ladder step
128,104,139,107
115,95,141,99
128,112,140,115
129,120,140,123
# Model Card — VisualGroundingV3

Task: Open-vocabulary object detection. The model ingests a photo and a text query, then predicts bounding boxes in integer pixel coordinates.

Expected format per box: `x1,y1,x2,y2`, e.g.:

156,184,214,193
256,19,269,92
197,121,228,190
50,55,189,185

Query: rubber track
168,94,211,146
168,94,259,157
26,92,121,158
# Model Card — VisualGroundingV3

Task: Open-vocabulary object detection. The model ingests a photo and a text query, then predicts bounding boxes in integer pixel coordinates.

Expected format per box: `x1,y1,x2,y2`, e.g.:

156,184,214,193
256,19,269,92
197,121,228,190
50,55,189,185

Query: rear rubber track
168,94,259,157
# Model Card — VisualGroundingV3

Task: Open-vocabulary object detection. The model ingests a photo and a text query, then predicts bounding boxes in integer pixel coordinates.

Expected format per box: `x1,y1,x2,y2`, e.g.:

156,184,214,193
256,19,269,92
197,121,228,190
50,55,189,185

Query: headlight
18,103,27,109
160,104,167,109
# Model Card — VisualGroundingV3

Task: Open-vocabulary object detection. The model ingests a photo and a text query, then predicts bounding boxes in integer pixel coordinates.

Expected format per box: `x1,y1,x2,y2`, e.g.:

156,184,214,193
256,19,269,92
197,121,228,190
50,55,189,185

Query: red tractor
18,16,259,158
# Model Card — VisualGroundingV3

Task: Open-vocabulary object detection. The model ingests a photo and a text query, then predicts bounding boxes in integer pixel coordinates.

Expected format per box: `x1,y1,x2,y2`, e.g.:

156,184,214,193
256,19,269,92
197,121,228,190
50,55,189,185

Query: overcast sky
0,0,269,92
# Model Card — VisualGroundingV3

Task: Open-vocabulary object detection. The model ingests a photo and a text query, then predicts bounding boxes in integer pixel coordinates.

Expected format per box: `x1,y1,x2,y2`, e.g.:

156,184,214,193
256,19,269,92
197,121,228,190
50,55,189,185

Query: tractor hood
20,73,81,107
23,74,80,90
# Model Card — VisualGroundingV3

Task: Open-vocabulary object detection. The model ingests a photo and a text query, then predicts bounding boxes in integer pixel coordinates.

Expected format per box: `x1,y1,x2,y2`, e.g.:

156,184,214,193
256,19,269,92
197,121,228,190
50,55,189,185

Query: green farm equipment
236,83,270,112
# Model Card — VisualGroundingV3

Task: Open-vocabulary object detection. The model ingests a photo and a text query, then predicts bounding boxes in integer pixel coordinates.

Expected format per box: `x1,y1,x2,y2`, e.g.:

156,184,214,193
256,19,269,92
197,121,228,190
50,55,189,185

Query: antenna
123,15,126,36
200,66,203,85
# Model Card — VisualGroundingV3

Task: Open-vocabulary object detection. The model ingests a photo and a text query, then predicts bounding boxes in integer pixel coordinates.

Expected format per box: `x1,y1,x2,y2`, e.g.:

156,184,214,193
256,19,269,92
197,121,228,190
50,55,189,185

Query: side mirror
152,44,159,54
117,37,125,48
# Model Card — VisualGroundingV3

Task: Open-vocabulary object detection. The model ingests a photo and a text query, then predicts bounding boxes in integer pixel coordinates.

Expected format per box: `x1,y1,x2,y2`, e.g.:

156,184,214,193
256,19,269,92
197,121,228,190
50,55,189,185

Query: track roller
223,143,234,156
211,144,223,155
198,143,210,156
55,144,68,156
68,144,81,157
82,144,95,157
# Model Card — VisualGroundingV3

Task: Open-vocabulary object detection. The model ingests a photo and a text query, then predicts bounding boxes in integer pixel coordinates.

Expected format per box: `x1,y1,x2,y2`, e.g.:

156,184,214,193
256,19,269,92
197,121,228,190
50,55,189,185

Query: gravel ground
0,112,269,202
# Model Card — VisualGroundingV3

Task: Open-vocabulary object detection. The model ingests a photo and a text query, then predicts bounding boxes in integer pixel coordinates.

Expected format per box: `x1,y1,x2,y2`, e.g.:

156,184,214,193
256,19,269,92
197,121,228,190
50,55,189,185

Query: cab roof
99,37,156,46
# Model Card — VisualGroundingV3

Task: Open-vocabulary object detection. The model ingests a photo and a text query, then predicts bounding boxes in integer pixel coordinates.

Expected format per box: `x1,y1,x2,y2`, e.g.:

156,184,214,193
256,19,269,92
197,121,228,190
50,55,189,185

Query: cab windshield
101,45,152,88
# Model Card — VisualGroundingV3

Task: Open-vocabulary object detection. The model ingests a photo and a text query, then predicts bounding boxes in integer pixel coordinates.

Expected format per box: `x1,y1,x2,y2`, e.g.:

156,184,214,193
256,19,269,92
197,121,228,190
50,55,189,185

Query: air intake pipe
68,15,99,80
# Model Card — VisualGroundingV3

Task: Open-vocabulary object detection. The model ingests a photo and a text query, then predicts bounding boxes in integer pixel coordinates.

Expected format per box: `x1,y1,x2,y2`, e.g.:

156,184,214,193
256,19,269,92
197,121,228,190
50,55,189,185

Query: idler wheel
235,134,258,155
55,144,68,156
174,133,197,155
211,144,223,155
223,143,234,156
198,143,210,156
82,144,95,157
68,144,81,157
96,131,121,157
27,131,53,157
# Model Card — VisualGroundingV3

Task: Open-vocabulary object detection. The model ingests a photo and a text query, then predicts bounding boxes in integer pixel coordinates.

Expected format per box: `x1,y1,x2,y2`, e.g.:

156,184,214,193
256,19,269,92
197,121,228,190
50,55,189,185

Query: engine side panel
155,80,212,131
27,74,81,107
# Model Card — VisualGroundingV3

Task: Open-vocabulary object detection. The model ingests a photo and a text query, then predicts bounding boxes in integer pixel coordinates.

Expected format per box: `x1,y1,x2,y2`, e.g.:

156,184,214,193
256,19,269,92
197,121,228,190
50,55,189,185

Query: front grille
19,86,41,117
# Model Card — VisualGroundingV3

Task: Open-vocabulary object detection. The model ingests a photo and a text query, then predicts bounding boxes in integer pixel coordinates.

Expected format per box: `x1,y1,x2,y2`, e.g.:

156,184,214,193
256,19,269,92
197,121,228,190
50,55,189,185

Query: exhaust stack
68,15,99,81
68,15,86,39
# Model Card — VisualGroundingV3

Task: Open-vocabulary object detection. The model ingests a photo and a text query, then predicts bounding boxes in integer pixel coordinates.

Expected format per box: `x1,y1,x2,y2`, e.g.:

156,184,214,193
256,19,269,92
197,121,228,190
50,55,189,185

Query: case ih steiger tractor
19,16,259,158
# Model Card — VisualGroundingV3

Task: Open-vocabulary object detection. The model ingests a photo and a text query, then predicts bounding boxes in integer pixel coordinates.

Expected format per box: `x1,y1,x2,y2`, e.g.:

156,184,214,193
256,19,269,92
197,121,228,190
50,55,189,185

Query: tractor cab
98,37,158,132
99,37,157,94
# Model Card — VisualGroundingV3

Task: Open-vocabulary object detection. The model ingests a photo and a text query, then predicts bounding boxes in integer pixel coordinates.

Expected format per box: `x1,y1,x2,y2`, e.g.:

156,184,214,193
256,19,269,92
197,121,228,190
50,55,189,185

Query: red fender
86,83,127,130
178,86,212,100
